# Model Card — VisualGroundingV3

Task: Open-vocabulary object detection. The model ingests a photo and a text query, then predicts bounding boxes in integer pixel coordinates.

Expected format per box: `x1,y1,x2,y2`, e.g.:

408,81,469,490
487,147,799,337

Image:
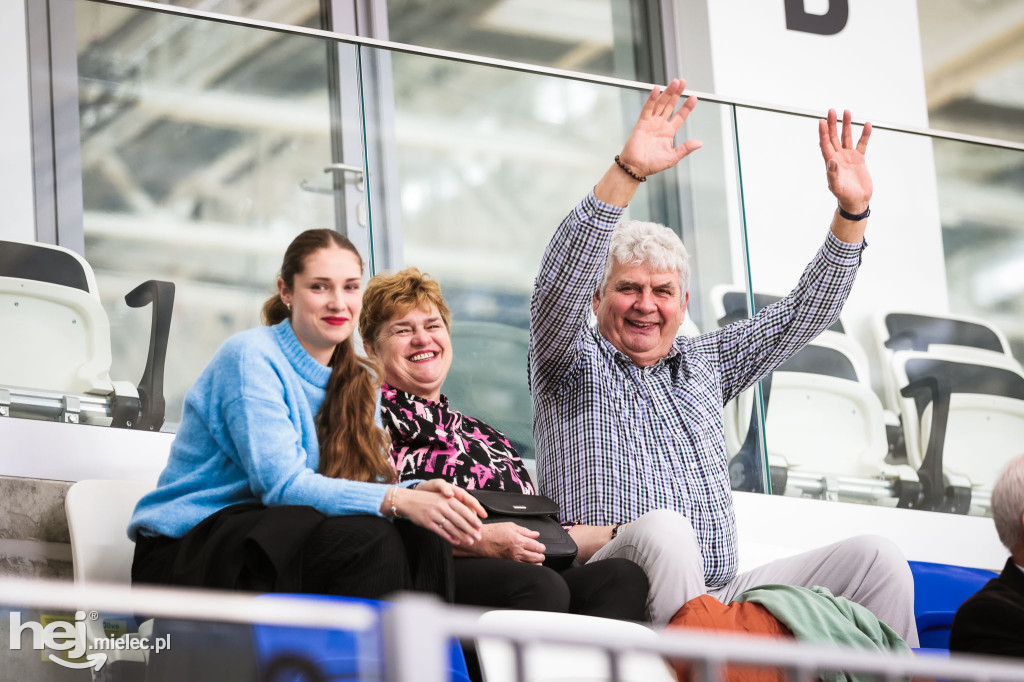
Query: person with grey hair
529,78,918,643
599,220,692,298
950,453,1024,657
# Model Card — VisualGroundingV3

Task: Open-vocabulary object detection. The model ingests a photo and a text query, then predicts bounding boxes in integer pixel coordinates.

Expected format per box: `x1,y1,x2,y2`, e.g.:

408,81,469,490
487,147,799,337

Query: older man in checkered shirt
529,79,917,643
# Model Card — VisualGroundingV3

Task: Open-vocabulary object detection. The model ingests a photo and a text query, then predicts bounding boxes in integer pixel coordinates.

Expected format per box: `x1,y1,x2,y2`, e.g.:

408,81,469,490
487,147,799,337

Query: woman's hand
387,479,487,546
453,522,546,564
567,524,621,564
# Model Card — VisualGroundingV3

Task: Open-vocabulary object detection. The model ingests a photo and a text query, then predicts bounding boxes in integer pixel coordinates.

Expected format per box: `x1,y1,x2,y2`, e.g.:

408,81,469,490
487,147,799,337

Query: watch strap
838,204,871,221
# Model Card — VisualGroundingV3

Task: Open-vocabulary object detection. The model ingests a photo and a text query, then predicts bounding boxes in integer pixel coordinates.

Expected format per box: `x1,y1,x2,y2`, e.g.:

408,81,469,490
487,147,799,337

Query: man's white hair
598,220,691,297
992,453,1024,551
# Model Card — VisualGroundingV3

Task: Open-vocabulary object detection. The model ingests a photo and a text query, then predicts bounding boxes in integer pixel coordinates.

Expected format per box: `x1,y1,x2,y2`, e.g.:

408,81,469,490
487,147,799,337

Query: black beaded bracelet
838,204,871,221
614,155,646,182
610,522,625,539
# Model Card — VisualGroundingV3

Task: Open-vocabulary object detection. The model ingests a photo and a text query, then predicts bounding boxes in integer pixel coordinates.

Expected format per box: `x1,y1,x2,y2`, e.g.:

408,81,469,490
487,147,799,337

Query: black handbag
468,489,578,570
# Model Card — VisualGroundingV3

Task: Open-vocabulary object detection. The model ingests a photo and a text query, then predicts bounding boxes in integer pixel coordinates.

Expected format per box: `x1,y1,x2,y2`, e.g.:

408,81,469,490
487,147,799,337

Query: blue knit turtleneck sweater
129,320,409,540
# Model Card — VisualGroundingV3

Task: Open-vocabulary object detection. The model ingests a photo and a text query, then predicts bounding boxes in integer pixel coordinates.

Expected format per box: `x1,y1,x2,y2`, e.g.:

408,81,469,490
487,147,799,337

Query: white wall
0,0,36,242
0,417,170,484
734,492,1007,572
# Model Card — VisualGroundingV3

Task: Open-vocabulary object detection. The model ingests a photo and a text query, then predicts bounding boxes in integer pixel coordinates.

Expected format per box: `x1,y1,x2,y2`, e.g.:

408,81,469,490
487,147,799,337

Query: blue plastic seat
909,560,997,649
253,594,470,682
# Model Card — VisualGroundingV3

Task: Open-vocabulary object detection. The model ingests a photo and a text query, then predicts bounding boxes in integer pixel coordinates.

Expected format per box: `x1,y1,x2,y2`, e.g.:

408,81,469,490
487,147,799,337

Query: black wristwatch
838,204,871,221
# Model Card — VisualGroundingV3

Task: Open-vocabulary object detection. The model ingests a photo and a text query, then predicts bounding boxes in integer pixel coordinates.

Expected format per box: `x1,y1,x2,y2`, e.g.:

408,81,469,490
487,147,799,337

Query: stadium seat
891,349,1024,513
764,371,917,503
726,330,915,506
0,239,174,430
66,479,154,587
710,284,859,496
872,310,1017,414
909,560,998,649
476,609,675,682
760,336,919,506
65,479,157,677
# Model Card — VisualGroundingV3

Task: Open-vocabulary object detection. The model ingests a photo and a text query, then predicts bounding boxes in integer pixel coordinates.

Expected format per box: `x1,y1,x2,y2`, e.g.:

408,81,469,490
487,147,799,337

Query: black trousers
453,556,649,621
135,507,454,682
301,515,453,601
133,504,454,602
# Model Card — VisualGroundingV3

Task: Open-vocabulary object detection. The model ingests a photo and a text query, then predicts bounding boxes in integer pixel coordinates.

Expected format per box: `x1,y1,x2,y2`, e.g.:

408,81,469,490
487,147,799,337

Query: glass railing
70,0,350,431
735,108,1024,514
384,0,658,81
8,0,1024,519
365,48,742,463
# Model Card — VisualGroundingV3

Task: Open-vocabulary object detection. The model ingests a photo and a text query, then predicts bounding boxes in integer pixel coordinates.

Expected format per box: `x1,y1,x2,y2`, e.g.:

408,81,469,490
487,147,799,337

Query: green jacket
736,584,912,682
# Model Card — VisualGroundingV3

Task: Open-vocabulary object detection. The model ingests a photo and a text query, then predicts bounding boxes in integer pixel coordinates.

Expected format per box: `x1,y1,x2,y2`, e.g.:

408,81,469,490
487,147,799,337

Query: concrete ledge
0,539,73,579
0,476,72,543
0,476,76,580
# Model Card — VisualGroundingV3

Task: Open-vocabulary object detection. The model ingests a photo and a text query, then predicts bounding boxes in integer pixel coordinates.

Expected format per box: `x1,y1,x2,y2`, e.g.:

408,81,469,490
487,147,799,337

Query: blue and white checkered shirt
529,190,865,587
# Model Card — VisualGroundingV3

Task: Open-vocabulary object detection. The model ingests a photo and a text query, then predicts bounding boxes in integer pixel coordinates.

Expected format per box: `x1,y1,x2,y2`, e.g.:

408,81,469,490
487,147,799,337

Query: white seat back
65,479,155,585
808,330,872,384
0,240,128,400
873,310,1016,413
677,314,700,338
725,333,874,462
890,348,1024,513
921,394,1024,487
0,278,119,396
891,349,1024,471
765,372,888,476
476,610,675,682
65,479,157,673
712,289,859,462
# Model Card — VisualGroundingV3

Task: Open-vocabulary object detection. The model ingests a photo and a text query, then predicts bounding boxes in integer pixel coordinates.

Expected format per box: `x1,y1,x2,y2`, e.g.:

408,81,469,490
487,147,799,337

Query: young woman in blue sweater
129,229,485,599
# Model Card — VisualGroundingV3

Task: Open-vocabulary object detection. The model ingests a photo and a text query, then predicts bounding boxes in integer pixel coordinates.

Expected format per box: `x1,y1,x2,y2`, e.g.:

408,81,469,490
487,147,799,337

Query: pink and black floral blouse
380,383,536,494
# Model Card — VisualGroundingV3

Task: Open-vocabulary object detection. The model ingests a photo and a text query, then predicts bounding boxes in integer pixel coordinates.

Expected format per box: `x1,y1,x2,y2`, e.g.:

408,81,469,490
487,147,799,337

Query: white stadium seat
0,239,174,430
